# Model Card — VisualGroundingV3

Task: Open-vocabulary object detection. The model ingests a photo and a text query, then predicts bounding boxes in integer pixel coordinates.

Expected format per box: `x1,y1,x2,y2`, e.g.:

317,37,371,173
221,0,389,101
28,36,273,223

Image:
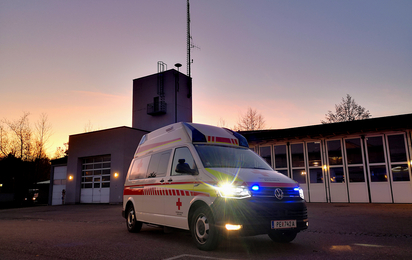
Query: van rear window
147,150,172,178
129,156,150,180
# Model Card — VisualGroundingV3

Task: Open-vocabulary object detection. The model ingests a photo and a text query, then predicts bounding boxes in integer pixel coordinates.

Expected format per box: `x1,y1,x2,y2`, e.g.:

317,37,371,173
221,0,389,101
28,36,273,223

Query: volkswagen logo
274,188,284,200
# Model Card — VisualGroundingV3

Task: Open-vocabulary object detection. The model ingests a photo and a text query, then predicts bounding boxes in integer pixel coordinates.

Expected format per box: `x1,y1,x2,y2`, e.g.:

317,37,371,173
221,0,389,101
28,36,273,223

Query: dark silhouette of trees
0,113,52,207
321,94,371,124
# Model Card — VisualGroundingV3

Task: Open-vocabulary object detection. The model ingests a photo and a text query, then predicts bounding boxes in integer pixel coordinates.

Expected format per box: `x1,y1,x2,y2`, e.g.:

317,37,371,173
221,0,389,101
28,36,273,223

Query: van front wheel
126,205,142,233
190,207,219,251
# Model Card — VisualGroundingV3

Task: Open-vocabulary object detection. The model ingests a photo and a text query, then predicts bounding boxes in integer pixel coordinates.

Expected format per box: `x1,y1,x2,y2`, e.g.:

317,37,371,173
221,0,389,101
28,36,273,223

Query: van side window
172,147,198,176
129,156,150,180
147,150,172,178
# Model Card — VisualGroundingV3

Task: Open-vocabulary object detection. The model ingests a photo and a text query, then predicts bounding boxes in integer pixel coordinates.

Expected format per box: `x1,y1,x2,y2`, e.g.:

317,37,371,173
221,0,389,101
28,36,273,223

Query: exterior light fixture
68,175,73,180
323,165,327,170
114,172,119,178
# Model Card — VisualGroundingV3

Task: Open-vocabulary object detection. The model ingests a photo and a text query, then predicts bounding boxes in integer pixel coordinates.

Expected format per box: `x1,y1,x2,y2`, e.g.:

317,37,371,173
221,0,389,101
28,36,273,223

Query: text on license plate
271,220,297,229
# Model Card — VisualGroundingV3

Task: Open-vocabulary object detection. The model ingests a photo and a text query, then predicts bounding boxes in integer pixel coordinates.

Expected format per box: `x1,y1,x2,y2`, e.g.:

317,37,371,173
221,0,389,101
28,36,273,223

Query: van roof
134,122,248,156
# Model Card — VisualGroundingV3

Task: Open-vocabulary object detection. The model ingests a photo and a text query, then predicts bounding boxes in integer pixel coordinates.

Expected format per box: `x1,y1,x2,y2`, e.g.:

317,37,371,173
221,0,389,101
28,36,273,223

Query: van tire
126,205,142,233
190,207,219,251
268,231,297,243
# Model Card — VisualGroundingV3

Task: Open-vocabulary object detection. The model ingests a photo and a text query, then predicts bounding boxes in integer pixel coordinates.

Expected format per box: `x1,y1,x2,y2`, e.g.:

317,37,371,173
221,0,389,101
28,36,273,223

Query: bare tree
5,112,32,160
217,118,228,128
53,142,68,159
0,122,10,157
235,107,266,131
33,113,52,159
321,94,371,124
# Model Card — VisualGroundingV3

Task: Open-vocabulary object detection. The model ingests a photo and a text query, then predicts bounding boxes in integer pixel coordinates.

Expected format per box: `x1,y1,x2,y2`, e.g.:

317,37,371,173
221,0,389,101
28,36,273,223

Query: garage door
80,155,111,203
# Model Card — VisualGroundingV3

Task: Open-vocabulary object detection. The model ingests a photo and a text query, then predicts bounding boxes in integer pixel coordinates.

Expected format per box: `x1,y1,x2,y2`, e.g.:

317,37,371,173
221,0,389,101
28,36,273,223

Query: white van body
122,122,308,250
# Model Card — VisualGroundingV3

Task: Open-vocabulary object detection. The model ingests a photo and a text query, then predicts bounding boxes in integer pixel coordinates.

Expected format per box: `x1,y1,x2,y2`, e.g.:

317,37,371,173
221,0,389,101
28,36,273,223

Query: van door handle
168,178,173,182
160,179,164,183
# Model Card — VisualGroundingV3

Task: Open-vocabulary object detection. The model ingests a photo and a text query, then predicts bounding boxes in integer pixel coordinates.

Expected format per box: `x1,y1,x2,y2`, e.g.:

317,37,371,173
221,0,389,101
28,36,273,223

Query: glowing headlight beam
216,183,251,199
225,224,242,231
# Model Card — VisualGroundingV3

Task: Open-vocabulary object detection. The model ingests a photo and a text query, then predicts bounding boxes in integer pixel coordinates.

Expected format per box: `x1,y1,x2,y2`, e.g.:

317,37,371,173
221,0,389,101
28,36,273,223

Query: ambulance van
122,122,308,250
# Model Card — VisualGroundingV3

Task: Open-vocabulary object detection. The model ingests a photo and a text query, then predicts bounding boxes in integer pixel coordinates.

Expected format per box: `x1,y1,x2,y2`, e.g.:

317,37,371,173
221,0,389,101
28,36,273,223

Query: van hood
205,168,298,186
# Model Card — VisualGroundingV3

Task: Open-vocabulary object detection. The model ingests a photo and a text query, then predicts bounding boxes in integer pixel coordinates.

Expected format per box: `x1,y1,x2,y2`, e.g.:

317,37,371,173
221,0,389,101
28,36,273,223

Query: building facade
51,67,411,204
132,69,192,131
54,69,192,205
241,114,412,203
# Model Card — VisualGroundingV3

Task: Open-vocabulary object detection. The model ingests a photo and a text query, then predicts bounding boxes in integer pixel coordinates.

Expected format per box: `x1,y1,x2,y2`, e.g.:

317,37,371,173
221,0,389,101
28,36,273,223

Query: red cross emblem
176,198,182,210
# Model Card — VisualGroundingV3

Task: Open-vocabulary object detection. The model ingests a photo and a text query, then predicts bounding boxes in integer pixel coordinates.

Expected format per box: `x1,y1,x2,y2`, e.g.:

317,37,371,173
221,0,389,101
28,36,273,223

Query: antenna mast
187,0,191,78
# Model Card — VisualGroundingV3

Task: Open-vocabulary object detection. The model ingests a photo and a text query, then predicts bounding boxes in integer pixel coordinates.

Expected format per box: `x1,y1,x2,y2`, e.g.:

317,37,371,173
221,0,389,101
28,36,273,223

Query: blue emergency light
251,185,260,191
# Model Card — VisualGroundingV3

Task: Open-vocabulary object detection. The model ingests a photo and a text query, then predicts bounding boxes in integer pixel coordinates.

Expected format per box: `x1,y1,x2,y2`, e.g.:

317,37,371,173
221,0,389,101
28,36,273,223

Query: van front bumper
210,197,308,236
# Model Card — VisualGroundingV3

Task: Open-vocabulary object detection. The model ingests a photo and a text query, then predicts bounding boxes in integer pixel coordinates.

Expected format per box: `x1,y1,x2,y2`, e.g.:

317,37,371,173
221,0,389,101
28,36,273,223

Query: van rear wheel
126,205,142,233
268,231,297,243
190,207,219,251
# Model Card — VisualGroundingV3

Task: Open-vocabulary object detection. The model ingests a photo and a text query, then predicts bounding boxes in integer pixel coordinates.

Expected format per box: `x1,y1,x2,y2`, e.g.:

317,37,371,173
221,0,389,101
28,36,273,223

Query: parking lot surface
0,203,411,260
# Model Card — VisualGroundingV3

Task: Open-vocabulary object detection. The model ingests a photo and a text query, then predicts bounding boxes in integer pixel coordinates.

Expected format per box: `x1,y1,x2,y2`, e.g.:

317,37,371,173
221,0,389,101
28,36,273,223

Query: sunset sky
1,0,411,156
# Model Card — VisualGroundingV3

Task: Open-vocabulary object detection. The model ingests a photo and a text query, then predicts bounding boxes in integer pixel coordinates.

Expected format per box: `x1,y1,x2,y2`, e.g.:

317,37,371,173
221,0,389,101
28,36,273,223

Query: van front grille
251,187,300,199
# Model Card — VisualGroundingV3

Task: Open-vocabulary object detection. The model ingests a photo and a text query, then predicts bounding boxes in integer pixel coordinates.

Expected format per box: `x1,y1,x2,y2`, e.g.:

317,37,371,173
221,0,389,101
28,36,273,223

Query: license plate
271,220,297,229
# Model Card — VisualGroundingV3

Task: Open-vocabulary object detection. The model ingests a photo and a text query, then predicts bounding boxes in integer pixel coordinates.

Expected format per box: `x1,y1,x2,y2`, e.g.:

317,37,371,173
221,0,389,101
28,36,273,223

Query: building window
387,134,407,162
345,138,365,183
291,143,305,168
387,134,410,181
274,145,288,168
307,142,321,167
81,155,111,188
259,146,272,167
328,140,343,165
369,165,388,182
291,143,306,183
347,166,365,182
307,142,323,183
273,145,288,176
367,136,385,163
309,168,323,183
327,140,345,183
345,138,363,165
366,136,388,182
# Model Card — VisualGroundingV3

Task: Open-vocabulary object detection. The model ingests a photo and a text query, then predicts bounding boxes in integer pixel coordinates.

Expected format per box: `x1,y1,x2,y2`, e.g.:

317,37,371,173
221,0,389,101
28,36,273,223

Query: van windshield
194,145,272,170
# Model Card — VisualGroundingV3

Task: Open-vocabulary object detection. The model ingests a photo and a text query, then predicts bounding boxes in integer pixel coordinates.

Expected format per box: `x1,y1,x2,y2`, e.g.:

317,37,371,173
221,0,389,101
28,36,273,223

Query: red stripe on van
123,187,144,196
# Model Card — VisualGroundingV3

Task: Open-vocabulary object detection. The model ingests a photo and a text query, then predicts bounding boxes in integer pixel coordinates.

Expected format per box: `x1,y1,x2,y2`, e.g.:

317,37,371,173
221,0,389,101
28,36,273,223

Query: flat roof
239,113,412,142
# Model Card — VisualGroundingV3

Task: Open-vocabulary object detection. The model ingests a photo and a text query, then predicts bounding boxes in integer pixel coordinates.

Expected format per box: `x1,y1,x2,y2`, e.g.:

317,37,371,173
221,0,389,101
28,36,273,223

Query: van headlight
294,187,304,200
217,183,251,199
299,188,304,200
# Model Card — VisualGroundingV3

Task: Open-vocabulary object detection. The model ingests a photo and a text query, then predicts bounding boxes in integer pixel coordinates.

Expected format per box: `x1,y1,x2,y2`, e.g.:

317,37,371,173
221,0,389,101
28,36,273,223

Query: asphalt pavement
0,203,411,260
